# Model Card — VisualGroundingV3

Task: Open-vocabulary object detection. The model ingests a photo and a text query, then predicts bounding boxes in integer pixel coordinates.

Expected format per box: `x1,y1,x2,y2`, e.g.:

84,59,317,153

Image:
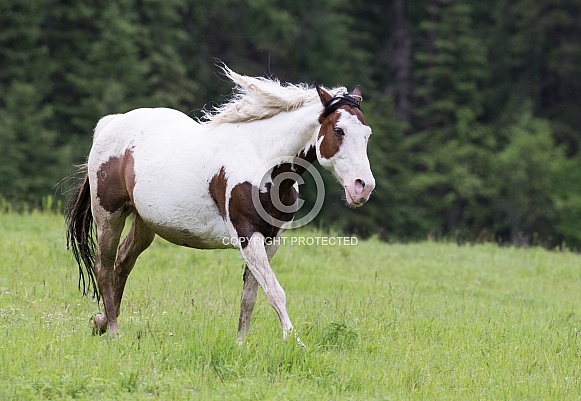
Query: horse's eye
334,127,345,137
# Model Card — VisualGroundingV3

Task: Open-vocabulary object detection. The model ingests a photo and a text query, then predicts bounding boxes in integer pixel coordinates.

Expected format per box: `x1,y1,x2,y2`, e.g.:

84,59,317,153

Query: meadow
0,212,580,400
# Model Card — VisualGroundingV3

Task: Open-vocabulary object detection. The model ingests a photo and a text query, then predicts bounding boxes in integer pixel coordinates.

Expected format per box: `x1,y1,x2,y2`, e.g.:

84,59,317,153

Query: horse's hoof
91,314,107,335
284,328,306,349
297,338,307,349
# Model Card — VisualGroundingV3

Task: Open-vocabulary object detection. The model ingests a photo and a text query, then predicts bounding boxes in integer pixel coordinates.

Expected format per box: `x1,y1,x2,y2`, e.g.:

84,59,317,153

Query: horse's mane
201,66,345,126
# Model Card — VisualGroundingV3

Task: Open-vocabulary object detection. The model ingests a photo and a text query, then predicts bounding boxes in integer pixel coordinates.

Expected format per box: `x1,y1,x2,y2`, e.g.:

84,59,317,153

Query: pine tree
44,0,100,141
135,0,197,110
409,0,491,236
0,0,69,203
482,0,581,156
491,108,564,245
76,0,146,118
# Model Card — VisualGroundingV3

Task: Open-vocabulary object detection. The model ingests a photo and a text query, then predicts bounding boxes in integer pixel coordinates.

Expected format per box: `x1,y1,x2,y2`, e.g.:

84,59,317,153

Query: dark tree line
1,0,581,247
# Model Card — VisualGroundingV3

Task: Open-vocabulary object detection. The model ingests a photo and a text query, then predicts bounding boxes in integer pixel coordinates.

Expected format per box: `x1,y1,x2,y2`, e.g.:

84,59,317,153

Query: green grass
1,212,580,400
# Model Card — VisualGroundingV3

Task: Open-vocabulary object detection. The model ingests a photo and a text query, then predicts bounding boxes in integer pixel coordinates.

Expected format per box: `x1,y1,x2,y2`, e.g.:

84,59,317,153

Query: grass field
1,212,580,400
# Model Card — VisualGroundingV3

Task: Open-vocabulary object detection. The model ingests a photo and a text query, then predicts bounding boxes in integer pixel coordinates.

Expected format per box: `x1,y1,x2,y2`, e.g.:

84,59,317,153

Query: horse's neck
245,103,321,160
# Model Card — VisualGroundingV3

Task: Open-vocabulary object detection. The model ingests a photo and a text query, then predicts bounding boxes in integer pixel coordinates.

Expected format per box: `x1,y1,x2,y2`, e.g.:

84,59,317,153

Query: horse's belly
132,175,234,250
150,219,233,250
137,203,234,249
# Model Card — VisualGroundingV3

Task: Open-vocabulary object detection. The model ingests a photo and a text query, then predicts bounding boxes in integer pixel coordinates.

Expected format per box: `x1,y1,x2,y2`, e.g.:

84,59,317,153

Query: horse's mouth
344,188,366,208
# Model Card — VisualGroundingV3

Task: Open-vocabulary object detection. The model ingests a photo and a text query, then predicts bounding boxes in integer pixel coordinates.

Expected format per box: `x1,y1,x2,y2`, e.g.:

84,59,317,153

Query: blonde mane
201,66,343,126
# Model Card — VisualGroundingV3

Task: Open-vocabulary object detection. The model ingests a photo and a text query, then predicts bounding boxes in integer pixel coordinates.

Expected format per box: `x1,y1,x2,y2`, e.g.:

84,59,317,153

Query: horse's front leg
237,239,281,345
239,233,294,339
237,266,258,345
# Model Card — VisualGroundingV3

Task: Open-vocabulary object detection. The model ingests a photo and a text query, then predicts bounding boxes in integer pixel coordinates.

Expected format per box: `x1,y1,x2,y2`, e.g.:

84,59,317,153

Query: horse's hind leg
113,214,155,318
92,211,126,336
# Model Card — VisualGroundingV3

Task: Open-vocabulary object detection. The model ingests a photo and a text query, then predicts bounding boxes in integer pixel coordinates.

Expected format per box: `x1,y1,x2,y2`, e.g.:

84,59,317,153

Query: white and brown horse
66,67,375,344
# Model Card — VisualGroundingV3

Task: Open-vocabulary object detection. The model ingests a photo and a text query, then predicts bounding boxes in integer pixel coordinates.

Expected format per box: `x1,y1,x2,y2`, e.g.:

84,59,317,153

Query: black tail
65,166,99,301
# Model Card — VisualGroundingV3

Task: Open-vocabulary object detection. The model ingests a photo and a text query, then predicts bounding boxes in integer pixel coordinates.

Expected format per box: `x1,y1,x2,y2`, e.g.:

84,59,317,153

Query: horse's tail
65,165,99,301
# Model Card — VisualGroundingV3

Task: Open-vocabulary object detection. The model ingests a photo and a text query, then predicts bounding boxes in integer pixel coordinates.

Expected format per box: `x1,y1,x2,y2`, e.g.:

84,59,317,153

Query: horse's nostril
356,179,366,189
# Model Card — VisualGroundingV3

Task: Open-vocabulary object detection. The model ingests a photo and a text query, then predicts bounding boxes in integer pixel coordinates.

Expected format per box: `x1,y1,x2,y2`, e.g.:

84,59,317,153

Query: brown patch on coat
228,182,260,248
229,181,297,248
269,164,295,197
317,105,369,159
269,145,317,195
125,150,136,197
269,145,316,210
349,106,368,126
297,145,317,165
227,146,317,248
209,166,228,218
318,111,343,159
96,148,136,213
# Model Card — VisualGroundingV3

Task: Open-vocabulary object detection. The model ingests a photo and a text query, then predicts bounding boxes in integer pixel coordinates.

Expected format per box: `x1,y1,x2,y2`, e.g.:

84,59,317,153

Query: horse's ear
351,85,363,105
314,82,333,105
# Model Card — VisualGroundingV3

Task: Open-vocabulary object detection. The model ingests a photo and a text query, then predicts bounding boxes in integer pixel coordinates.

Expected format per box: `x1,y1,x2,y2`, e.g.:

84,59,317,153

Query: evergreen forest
1,0,581,247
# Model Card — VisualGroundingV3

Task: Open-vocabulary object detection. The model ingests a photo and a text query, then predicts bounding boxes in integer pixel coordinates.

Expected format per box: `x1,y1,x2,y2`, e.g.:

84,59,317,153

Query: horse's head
314,84,375,207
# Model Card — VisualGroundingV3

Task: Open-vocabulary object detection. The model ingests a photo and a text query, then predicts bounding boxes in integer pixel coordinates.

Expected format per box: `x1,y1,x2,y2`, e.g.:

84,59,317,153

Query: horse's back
92,108,199,143
88,107,205,176
87,107,230,249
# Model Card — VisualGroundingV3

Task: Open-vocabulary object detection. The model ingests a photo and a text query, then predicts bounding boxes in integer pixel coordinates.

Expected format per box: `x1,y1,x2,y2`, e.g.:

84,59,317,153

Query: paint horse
66,67,375,344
